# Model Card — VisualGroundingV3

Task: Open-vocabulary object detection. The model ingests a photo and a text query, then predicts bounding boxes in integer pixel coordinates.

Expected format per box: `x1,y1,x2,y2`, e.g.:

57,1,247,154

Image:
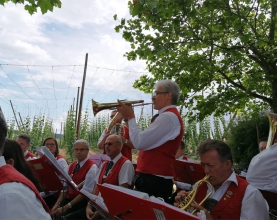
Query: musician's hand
103,129,110,139
50,204,58,216
173,190,190,207
116,100,135,120
191,203,213,220
54,205,68,217
86,204,94,220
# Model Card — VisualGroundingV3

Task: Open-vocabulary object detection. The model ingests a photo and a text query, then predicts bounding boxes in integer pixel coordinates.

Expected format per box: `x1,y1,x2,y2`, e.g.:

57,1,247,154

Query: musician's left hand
53,205,69,217
116,100,135,120
191,203,213,220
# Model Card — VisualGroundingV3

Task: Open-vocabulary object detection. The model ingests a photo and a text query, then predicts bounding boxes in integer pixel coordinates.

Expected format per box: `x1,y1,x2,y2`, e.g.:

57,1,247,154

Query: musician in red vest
117,79,184,203
175,139,268,220
43,137,68,172
98,110,134,161
51,139,99,219
0,108,51,219
16,134,37,160
86,134,135,219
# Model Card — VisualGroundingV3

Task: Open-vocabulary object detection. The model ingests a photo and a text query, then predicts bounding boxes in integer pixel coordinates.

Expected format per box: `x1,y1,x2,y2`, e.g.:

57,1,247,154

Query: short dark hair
42,137,59,157
259,137,268,143
197,139,233,164
0,108,8,154
17,134,31,144
180,140,185,150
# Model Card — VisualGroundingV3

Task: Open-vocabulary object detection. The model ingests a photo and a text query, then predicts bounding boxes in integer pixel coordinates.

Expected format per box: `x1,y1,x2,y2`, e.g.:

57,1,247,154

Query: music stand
173,160,205,185
35,146,78,190
29,157,63,194
79,188,111,220
98,183,200,220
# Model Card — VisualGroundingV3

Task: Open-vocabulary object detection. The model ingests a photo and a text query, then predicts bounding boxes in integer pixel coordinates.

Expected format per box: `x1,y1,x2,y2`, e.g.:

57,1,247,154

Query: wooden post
75,87,80,128
18,112,25,130
9,100,20,129
76,53,88,139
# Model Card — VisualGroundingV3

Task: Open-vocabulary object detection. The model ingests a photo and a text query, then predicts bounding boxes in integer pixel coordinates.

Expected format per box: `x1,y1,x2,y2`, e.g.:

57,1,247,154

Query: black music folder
173,160,205,185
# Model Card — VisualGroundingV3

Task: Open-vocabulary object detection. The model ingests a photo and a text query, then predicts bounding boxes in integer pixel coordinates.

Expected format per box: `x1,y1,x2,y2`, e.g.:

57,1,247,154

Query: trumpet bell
92,99,144,116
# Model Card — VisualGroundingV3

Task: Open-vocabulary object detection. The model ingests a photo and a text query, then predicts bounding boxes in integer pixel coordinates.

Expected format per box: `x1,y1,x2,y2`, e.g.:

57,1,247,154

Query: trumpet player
97,109,134,161
117,79,184,203
175,139,268,220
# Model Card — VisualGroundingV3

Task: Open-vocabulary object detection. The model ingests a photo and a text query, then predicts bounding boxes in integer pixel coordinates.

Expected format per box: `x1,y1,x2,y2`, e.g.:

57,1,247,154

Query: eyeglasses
104,142,119,147
152,91,168,97
45,143,56,147
74,148,88,152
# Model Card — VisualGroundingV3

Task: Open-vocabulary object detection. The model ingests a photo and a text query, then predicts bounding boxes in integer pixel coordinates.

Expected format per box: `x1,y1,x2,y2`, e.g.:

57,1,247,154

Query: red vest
25,151,36,159
99,156,128,185
121,126,132,161
137,108,184,176
67,159,95,198
95,156,128,195
0,164,50,213
103,126,132,161
195,175,248,220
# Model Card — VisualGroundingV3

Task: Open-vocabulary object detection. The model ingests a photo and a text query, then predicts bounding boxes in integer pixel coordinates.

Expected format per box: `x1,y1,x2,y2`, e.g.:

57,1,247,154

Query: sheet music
102,183,150,199
36,146,77,189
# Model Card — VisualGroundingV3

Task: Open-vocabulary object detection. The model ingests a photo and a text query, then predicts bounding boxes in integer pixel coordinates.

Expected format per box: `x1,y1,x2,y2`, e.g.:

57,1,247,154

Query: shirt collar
24,150,28,156
158,105,176,114
0,156,6,167
77,157,88,168
221,170,238,187
111,153,122,164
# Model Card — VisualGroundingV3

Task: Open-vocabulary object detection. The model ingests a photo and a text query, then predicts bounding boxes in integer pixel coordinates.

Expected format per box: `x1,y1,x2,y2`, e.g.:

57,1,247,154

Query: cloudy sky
0,0,154,130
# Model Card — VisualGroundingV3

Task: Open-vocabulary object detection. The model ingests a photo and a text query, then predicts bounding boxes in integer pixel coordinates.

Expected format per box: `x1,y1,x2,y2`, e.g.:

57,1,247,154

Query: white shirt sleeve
118,160,135,186
240,185,269,220
57,157,69,173
128,111,181,150
0,182,51,220
82,164,99,193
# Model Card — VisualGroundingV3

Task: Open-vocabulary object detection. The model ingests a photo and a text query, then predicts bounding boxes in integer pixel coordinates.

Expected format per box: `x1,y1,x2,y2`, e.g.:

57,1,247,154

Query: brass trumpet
92,99,152,116
178,175,212,214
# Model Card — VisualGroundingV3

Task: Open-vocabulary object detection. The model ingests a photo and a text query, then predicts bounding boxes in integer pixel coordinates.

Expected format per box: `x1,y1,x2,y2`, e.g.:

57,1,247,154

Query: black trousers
54,198,87,220
134,172,173,203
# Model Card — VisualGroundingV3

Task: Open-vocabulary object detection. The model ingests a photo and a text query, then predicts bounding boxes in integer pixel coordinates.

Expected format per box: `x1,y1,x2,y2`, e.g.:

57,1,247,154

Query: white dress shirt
203,171,268,220
96,153,134,186
246,143,277,193
0,156,51,220
57,157,69,173
128,105,181,150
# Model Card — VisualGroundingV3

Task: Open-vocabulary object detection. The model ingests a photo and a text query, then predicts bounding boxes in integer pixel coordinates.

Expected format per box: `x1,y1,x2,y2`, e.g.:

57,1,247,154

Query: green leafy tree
115,0,277,120
226,112,269,170
0,0,61,14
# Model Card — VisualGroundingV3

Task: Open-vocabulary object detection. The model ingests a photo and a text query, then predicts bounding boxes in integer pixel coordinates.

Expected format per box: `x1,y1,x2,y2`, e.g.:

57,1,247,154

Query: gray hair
0,107,7,155
155,80,180,105
74,139,89,149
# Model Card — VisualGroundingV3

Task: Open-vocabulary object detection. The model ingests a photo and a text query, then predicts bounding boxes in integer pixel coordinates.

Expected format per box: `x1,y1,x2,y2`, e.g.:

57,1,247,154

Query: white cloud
0,0,150,131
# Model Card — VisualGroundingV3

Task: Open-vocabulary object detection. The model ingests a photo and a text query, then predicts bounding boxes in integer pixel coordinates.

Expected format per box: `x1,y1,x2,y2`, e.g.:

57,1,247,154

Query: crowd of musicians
0,79,276,220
